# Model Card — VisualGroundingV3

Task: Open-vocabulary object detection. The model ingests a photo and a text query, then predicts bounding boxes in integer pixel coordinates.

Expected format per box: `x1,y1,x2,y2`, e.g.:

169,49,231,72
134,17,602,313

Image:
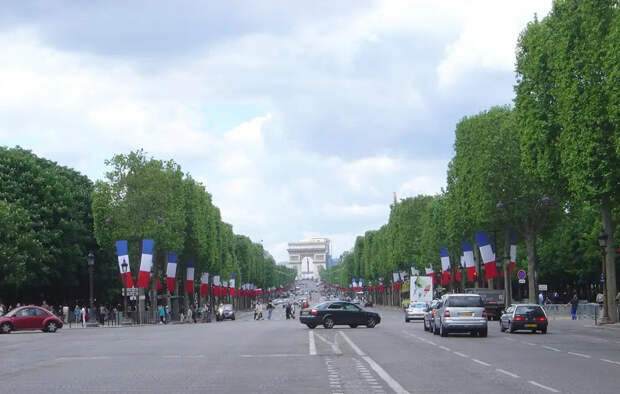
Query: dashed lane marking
524,341,536,346
315,332,342,354
340,332,410,394
438,345,451,351
309,331,317,355
471,358,491,367
240,354,307,358
601,358,620,366
453,351,468,358
496,368,519,378
567,352,590,359
529,380,560,393
542,345,561,352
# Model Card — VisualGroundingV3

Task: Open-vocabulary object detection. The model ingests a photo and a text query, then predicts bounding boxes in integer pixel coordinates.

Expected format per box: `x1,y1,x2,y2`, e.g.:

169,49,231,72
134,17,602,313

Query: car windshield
223,305,233,310
515,306,545,317
446,296,484,307
410,302,426,308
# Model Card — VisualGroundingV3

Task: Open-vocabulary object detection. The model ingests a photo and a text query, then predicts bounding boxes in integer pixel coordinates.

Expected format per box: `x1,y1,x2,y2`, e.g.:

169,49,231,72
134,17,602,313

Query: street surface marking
496,368,519,378
542,345,561,352
56,356,111,361
315,332,342,354
241,354,307,358
340,332,410,394
529,380,560,392
524,341,536,346
600,358,620,366
567,352,590,359
426,340,436,346
471,358,491,367
309,331,317,355
453,351,468,358
438,345,451,351
505,337,515,341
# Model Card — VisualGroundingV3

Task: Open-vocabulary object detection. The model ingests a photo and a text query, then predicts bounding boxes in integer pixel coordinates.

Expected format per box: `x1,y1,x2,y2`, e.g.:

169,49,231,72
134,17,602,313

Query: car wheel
531,329,536,334
349,324,358,328
232,315,236,320
307,324,316,329
46,321,58,333
366,317,377,328
405,318,410,323
500,321,506,332
423,321,429,331
479,328,488,338
0,322,11,334
323,317,334,329
433,323,439,335
509,322,515,333
440,324,448,337
541,327,547,334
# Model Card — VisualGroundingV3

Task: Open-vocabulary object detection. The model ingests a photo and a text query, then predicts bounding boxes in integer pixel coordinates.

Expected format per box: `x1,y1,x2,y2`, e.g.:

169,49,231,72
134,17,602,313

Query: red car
0,305,63,333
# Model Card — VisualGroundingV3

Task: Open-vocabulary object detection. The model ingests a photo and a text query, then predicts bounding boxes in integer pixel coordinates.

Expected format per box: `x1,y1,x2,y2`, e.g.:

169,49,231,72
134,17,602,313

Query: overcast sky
0,1,552,262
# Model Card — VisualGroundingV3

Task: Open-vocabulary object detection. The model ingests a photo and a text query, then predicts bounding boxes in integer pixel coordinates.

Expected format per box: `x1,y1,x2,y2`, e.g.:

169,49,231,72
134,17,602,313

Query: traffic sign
538,284,548,291
122,288,139,296
517,270,526,280
518,279,526,284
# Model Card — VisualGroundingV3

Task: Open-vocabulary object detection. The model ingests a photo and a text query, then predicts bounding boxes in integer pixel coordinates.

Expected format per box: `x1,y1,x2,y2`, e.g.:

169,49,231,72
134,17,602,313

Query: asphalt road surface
1,299,619,393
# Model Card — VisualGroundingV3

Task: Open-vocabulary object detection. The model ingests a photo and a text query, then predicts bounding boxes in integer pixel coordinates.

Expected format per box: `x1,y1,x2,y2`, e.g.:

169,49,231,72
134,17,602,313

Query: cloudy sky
0,1,552,262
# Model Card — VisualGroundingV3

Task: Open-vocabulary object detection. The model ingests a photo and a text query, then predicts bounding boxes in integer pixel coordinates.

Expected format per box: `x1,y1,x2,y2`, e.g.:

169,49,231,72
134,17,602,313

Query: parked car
0,306,63,333
434,294,487,337
405,301,427,322
424,299,441,331
500,304,548,334
299,301,380,329
215,304,235,321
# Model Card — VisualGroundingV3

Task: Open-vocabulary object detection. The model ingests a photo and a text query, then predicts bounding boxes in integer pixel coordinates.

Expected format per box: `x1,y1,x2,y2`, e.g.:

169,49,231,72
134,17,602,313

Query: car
500,304,548,334
0,306,63,333
464,288,505,320
215,304,235,321
299,301,380,329
424,299,441,331
434,294,488,337
405,301,427,322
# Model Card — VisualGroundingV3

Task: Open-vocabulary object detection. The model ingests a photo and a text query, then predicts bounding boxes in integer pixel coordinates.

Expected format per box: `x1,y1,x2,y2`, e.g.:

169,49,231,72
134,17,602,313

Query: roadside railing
542,303,599,321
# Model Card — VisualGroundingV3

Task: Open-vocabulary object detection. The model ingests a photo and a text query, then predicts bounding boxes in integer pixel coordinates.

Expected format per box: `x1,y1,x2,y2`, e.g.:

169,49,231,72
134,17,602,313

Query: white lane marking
438,345,451,351
529,380,560,393
453,351,468,358
567,352,590,359
309,331,317,355
240,354,307,358
56,356,111,361
524,341,536,346
426,340,436,346
601,358,620,366
496,368,519,378
471,358,491,367
340,332,410,394
542,345,561,352
315,332,342,354
505,337,515,341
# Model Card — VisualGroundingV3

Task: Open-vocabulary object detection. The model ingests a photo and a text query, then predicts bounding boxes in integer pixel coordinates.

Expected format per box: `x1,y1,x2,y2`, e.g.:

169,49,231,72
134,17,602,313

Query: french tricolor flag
440,248,452,285
137,239,154,288
425,266,436,284
509,233,517,276
462,242,476,282
166,252,178,293
200,272,209,296
115,240,135,288
455,255,462,282
475,232,498,280
186,261,195,293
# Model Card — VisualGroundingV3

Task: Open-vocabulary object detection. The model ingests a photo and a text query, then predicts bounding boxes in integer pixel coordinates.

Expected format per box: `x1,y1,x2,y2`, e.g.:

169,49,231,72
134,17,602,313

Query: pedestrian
186,307,193,323
568,294,579,320
538,292,544,305
0,304,4,316
596,292,604,307
165,305,171,323
100,305,106,325
267,301,273,320
80,306,86,327
254,302,259,320
158,305,166,324
62,305,69,323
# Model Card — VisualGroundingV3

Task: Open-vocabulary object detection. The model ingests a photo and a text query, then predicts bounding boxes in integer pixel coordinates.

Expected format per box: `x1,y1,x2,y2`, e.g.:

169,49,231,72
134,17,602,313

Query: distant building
287,237,331,280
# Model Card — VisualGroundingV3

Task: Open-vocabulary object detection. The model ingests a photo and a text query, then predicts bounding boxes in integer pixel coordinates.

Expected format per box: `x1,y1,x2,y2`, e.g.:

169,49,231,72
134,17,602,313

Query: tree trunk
524,227,537,304
503,228,512,307
601,201,617,323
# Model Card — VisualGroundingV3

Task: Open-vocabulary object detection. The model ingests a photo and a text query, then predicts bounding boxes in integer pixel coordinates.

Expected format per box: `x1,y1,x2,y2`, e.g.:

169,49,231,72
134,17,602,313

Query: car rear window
411,303,426,308
515,306,545,317
446,296,483,307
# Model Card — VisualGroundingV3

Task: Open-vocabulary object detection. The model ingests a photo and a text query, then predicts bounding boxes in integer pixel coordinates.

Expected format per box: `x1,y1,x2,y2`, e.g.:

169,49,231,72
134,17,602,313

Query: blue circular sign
517,270,526,280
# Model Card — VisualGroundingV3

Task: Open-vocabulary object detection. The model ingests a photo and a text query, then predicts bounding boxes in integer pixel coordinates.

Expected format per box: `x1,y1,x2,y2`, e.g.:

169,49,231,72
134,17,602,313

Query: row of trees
1,147,295,306
322,0,619,321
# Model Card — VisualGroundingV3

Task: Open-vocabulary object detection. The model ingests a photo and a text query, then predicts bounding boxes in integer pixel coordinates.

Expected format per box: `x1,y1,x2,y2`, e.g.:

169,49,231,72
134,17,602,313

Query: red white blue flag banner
137,239,154,288
475,232,498,280
440,248,452,285
115,240,135,288
200,272,209,296
509,233,517,275
186,261,195,293
462,242,476,282
425,266,436,284
166,252,177,293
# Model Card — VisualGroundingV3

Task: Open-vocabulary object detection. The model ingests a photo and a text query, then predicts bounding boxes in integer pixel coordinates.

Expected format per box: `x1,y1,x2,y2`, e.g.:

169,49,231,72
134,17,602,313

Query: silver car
434,294,487,337
405,301,427,322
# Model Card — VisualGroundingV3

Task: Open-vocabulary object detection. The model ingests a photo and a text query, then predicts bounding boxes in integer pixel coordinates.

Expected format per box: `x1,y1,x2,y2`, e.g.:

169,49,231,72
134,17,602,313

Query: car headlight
407,309,414,313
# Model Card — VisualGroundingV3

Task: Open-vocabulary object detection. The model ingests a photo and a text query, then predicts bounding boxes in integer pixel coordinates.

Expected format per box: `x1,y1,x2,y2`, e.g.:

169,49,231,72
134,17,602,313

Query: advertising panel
410,276,433,303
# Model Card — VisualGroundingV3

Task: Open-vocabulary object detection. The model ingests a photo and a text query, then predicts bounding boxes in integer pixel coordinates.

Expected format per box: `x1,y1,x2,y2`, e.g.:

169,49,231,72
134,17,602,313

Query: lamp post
86,251,98,327
121,259,128,325
597,233,609,324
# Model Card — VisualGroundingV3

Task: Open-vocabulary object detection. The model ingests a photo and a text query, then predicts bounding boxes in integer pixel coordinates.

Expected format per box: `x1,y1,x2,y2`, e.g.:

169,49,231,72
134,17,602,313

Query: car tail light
432,310,436,317
514,316,524,322
444,310,450,318
310,309,318,315
536,317,547,322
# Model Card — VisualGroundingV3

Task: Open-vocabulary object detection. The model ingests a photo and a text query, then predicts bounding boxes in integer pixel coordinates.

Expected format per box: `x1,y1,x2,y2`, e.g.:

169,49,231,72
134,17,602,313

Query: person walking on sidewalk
267,301,273,320
158,305,166,324
568,294,579,320
80,306,86,327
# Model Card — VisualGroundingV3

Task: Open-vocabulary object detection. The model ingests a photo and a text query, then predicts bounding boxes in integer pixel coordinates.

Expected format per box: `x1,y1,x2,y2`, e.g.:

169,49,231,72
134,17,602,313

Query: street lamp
121,258,128,325
86,251,98,327
597,233,609,324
